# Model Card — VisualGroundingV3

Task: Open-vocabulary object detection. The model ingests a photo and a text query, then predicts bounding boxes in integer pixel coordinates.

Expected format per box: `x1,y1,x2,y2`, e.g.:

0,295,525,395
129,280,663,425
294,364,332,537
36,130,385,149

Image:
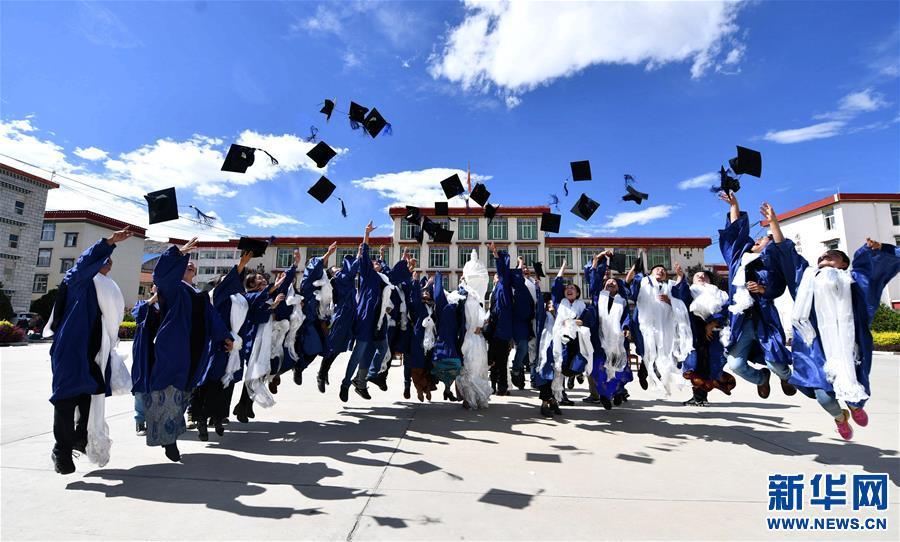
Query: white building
0,162,58,313
34,210,147,309
769,193,900,308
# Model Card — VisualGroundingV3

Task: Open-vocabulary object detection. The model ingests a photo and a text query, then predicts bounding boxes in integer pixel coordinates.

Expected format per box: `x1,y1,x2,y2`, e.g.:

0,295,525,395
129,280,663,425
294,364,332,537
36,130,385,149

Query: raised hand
719,191,737,206
489,241,498,257
179,237,199,255
106,228,133,245
293,248,301,266
326,241,338,257
674,262,684,280
237,249,253,273
760,202,777,222
365,221,376,235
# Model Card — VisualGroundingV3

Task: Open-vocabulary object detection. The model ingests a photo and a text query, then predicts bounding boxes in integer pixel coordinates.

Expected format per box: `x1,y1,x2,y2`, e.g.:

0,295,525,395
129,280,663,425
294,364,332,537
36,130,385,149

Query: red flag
467,162,472,194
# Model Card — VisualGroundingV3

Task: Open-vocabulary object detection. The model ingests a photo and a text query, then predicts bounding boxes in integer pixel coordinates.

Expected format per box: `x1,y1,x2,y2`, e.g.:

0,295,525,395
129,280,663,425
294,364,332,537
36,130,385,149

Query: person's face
422,290,433,303
373,260,383,273
604,278,618,295
651,266,668,282
183,261,196,282
564,284,578,301
330,266,342,276
493,273,500,284
817,252,849,270
523,267,531,278
751,235,771,253
692,272,710,285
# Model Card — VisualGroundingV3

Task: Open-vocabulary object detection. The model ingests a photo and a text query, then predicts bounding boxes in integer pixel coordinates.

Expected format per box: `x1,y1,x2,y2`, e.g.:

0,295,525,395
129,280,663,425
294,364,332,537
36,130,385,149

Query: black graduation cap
622,185,649,205
414,227,424,244
221,144,278,173
144,187,179,224
307,176,336,203
484,203,499,223
434,201,449,216
728,146,762,178
470,183,490,206
533,261,546,278
307,141,337,169
712,166,740,194
440,174,465,199
404,206,422,225
433,227,454,244
570,160,591,181
237,237,268,258
608,253,628,273
631,254,644,275
421,216,438,238
349,101,369,124
570,193,599,221
320,99,335,121
364,108,388,138
540,212,561,233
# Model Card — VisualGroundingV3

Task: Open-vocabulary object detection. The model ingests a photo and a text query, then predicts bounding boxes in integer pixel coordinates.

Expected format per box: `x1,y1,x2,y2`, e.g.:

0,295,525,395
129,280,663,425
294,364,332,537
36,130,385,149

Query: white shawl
689,283,729,321
314,276,334,320
597,291,627,380
456,288,492,409
220,293,248,387
374,273,396,374
244,308,276,408
551,298,594,381
636,276,692,395
792,267,867,403
421,304,436,352
283,284,304,362
729,252,761,315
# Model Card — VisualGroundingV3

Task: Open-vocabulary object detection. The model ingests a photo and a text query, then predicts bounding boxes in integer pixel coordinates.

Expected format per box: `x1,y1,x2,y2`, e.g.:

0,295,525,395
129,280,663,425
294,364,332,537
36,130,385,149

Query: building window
32,274,48,293
199,266,215,275
64,232,79,247
370,247,390,263
580,247,602,269
8,234,18,249
458,218,479,240
216,267,231,275
894,236,900,246
458,246,479,267
823,239,840,251
432,218,450,231
189,253,199,261
430,247,449,268
488,218,508,240
335,247,356,263
276,248,293,268
517,218,537,240
199,250,217,259
548,248,571,269
14,201,24,215
618,248,640,271
307,247,327,261
400,219,421,240
60,258,74,273
217,249,236,260
822,208,835,231
36,248,52,267
41,222,56,241
518,247,538,267
647,248,671,270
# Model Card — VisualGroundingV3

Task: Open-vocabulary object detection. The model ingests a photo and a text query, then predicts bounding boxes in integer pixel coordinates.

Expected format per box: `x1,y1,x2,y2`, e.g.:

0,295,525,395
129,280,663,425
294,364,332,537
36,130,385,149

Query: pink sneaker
849,406,868,427
835,410,853,441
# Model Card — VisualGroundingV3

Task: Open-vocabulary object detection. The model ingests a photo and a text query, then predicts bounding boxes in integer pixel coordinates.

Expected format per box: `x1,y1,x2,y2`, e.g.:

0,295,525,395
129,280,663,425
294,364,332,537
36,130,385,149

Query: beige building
33,210,147,309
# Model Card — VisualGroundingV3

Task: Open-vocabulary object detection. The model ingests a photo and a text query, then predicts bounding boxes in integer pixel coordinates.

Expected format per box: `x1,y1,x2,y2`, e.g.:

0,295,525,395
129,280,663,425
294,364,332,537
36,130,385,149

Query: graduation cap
221,144,279,173
540,212,561,233
433,227,454,244
421,216,438,238
363,108,388,138
484,203,499,223
570,160,591,181
307,141,337,169
237,237,268,258
711,166,740,194
414,227,424,244
622,184,649,205
469,183,491,206
144,187,179,224
440,174,465,199
348,101,369,125
631,254,645,275
320,99,335,121
434,201,449,216
608,253,628,273
307,176,336,203
728,145,762,178
570,193,599,221
404,206,422,225
532,261,546,279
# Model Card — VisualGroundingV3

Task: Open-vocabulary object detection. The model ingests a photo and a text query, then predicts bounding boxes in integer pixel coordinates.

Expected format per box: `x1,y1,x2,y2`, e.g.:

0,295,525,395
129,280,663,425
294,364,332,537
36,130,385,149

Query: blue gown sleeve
433,272,447,314
496,250,512,281
153,246,189,295
276,265,297,296
671,280,692,306
213,265,243,305
772,239,810,298
132,301,149,324
63,239,115,289
551,276,565,309
719,211,754,273
851,243,900,322
628,273,644,301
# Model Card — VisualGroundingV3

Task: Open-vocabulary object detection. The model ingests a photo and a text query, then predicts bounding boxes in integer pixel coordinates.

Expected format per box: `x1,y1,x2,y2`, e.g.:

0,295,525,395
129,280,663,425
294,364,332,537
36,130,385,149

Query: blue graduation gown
719,211,791,367
551,276,592,377
671,280,727,382
352,243,388,342
432,272,466,361
584,260,631,397
327,256,359,356
775,241,900,406
238,289,274,366
387,259,413,355
489,251,514,341
206,265,244,383
130,300,160,394
510,266,535,342
406,277,431,369
298,258,327,359
49,239,115,403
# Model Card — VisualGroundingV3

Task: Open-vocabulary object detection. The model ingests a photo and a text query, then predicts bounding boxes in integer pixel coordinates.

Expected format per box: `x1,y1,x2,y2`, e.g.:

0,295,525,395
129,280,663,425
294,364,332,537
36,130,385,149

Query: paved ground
1,343,898,541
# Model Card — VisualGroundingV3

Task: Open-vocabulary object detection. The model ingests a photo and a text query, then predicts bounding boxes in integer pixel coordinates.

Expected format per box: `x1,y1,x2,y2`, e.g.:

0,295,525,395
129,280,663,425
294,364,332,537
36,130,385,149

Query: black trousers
221,381,236,419
318,352,339,378
538,382,553,402
53,394,90,454
488,338,511,392
191,380,230,424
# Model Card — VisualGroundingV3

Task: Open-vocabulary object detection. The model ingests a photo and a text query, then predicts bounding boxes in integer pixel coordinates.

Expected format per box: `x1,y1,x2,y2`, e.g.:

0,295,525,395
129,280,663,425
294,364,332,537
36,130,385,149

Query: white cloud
677,171,718,190
429,0,744,100
766,88,891,144
342,50,361,69
75,2,143,48
351,167,492,209
296,5,343,34
246,208,304,228
569,205,677,236
837,89,887,113
73,146,109,161
763,121,846,144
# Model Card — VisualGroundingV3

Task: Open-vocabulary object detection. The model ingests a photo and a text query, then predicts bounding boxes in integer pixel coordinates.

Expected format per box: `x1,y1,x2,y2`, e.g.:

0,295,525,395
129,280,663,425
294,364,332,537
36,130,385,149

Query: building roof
44,210,147,237
545,236,712,248
0,162,60,189
765,193,900,224
388,205,550,217
167,236,394,248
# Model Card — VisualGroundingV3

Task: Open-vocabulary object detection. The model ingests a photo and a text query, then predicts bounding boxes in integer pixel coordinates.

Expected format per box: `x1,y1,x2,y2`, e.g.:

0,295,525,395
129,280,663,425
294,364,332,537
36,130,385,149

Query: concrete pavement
1,343,898,540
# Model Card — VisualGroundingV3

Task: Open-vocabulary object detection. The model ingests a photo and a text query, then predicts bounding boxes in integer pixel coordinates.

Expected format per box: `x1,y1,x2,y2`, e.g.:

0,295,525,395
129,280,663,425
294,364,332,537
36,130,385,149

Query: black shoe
233,404,249,424
622,389,630,402
511,372,526,390
221,418,230,425
540,404,553,417
136,422,147,436
317,375,326,394
214,420,224,436
612,394,623,406
51,449,76,475
682,397,702,406
339,386,349,403
599,396,613,410
368,374,388,392
550,401,562,415
197,419,208,441
164,443,181,462
582,396,601,404
403,384,411,400
354,386,372,400
559,398,575,407
576,374,585,385
73,434,87,454
566,376,575,390
293,367,303,386
494,389,510,397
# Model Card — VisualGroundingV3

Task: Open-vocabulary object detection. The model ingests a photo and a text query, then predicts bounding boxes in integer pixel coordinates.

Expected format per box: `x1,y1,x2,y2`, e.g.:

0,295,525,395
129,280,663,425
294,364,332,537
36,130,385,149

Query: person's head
817,249,850,270
330,265,342,277
99,257,113,275
692,270,713,285
650,265,668,282
373,259,383,273
493,272,501,284
564,282,580,302
604,278,619,295
183,261,196,282
244,272,268,292
751,234,773,254
523,266,531,278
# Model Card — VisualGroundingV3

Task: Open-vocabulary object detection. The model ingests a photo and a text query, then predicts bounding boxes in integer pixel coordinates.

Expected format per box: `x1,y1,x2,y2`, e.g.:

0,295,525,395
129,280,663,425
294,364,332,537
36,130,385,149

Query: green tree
871,303,900,333
0,283,13,321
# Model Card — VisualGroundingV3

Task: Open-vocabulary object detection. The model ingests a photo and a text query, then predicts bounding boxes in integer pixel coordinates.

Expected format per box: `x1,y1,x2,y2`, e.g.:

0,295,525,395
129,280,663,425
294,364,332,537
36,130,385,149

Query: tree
871,303,900,333
30,288,58,322
0,283,14,321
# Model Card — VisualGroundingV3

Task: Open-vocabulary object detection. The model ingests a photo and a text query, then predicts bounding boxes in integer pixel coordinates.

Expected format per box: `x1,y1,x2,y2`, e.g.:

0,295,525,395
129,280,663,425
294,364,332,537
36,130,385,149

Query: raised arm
323,242,337,267
722,191,740,224
153,237,197,293
63,237,117,289
760,202,784,243
852,239,900,321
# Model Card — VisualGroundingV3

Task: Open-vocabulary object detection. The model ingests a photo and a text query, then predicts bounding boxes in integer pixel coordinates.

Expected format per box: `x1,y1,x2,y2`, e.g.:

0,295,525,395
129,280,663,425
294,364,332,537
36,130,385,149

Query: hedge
872,331,900,351
119,321,137,339
0,320,27,344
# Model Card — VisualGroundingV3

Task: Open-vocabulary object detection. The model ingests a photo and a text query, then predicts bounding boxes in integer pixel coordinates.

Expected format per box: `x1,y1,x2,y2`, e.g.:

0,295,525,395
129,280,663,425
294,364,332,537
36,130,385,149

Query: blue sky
1,1,898,262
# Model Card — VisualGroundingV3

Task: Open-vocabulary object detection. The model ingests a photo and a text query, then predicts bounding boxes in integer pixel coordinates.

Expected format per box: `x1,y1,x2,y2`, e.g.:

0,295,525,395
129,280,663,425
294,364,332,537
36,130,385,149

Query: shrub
871,304,900,333
123,311,135,323
0,284,13,321
119,320,137,339
872,331,900,351
0,320,27,344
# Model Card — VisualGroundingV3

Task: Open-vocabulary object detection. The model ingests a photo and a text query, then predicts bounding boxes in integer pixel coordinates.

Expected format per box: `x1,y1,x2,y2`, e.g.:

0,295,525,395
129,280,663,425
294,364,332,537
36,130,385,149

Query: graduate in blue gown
763,202,900,441
549,258,595,409
267,248,299,387
431,271,467,401
291,243,335,386
367,250,413,394
718,192,796,399
407,272,438,401
487,243,514,394
131,285,159,437
509,256,537,390
317,250,360,393
47,229,131,474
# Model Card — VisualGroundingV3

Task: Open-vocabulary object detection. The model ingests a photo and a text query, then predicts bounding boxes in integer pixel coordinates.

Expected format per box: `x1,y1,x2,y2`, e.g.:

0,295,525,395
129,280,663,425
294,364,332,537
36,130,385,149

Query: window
618,248,640,271
458,246,479,267
458,218,479,240
199,250,217,260
190,253,199,261
36,248,52,267
518,248,538,267
432,218,450,231
14,201,24,215
580,247,602,269
403,247,420,264
199,266,215,275
647,248,671,270
488,217,508,240
894,236,900,246
824,239,840,251
64,232,78,247
335,247,356,262
276,248,293,268
548,248,571,269
822,208,835,230
41,222,55,241
370,247,390,263
429,247,449,268
216,267,231,275
59,258,74,273
517,218,537,240
400,219,421,240
8,234,18,249
307,247,327,261
217,249,236,260
32,274,48,293
892,205,900,227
